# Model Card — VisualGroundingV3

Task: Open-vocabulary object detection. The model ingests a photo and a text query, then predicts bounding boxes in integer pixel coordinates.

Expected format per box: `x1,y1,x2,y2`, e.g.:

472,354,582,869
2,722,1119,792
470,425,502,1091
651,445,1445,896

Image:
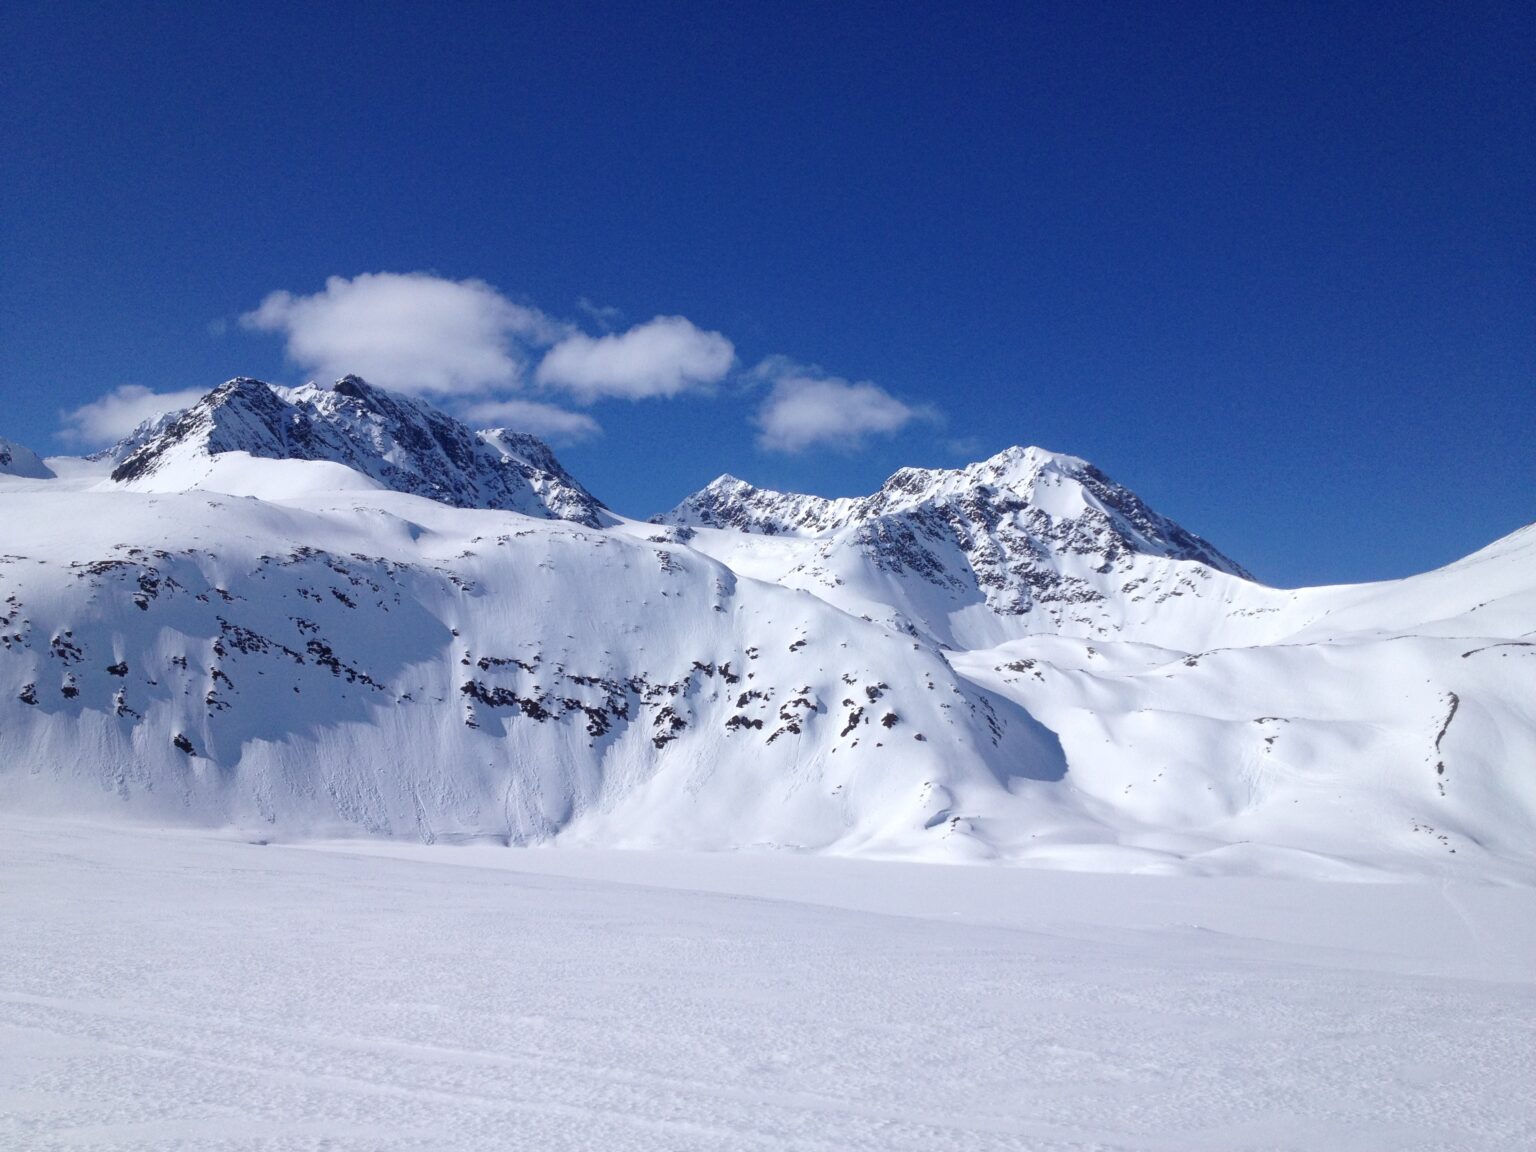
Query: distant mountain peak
108,376,607,525
330,373,378,396
0,437,53,480
662,444,1235,560
666,474,841,537
659,444,1249,643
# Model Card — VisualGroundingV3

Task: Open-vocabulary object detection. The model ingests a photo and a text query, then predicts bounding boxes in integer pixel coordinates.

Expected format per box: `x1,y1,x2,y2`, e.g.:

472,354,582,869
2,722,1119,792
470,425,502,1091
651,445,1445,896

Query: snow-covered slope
2,379,1532,878
0,475,1057,860
112,376,608,525
949,525,1536,879
0,438,52,480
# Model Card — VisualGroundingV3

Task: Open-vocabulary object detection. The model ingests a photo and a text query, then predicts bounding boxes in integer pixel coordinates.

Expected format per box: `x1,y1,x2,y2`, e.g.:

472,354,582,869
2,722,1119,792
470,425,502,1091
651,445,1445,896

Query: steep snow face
110,376,608,526
661,447,1258,649
475,427,608,526
0,438,52,480
0,479,1061,859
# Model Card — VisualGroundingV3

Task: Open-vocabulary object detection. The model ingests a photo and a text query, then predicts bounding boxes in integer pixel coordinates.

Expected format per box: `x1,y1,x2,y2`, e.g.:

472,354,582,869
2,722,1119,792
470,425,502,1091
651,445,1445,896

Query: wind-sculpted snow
110,376,607,525
2,382,1533,878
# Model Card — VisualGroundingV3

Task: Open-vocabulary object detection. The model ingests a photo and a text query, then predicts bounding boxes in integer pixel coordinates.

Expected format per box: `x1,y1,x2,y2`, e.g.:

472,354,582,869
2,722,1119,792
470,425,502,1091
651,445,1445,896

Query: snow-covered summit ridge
0,438,53,480
659,445,1251,647
109,376,607,525
662,444,1244,573
85,410,182,466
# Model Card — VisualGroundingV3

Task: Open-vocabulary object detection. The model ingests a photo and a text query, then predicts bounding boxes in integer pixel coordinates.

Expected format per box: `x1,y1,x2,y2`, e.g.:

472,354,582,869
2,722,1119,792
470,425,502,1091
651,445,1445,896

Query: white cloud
754,370,931,453
242,272,566,395
461,398,602,444
535,316,734,402
745,353,813,383
59,385,206,446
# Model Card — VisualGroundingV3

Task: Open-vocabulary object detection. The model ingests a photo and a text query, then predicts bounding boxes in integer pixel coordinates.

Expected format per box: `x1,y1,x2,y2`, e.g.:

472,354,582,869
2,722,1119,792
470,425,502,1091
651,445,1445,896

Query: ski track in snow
2,818,1532,1152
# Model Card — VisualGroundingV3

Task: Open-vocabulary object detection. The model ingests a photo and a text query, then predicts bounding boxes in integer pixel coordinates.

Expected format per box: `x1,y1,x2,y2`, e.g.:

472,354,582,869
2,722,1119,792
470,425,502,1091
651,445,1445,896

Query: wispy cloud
462,398,602,443
535,316,734,402
576,297,624,331
242,272,567,395
752,361,935,453
59,385,205,446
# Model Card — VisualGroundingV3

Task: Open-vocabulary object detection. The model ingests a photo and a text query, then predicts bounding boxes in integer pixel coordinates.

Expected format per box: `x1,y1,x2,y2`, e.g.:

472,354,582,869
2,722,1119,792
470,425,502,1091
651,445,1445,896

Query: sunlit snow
2,818,1532,1151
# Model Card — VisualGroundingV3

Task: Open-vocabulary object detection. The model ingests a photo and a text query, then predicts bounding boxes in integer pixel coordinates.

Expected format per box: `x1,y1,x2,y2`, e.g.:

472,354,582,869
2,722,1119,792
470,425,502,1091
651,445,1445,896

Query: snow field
2,818,1532,1152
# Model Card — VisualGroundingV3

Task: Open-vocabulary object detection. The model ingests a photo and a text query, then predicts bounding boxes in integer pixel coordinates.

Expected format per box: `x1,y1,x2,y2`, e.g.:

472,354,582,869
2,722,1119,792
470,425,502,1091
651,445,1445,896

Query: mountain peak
664,443,1239,566
108,376,607,525
662,474,843,536
700,474,761,498
874,445,1087,503
330,373,374,395
659,443,1249,643
0,437,54,480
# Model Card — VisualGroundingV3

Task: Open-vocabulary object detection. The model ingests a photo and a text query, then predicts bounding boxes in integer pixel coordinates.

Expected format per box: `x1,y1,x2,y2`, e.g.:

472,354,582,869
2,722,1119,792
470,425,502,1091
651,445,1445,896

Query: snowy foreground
3,818,1532,1151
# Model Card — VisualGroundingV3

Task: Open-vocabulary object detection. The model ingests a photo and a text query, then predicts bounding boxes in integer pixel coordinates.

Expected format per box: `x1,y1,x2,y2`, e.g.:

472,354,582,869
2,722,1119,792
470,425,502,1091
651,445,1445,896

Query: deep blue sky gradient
2,2,1532,586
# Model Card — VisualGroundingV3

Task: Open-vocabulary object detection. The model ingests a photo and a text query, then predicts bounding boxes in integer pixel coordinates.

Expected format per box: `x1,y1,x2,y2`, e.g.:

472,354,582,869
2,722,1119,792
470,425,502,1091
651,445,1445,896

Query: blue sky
2,2,1531,587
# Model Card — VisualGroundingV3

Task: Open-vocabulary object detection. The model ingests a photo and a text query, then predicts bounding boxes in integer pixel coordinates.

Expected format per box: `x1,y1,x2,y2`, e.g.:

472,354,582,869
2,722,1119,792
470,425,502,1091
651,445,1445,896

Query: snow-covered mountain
2,378,1532,879
0,437,52,480
660,447,1262,649
0,474,1053,860
111,376,607,525
664,448,1242,569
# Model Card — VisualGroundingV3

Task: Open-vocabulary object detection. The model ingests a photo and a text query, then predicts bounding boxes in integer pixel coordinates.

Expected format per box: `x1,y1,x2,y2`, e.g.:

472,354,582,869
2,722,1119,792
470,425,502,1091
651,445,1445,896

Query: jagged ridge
660,446,1250,644
111,376,607,526
664,446,1243,571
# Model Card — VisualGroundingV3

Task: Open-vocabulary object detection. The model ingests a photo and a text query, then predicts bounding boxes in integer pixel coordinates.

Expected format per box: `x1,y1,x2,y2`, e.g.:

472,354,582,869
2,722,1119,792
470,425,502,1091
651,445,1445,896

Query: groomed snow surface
3,817,1532,1151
